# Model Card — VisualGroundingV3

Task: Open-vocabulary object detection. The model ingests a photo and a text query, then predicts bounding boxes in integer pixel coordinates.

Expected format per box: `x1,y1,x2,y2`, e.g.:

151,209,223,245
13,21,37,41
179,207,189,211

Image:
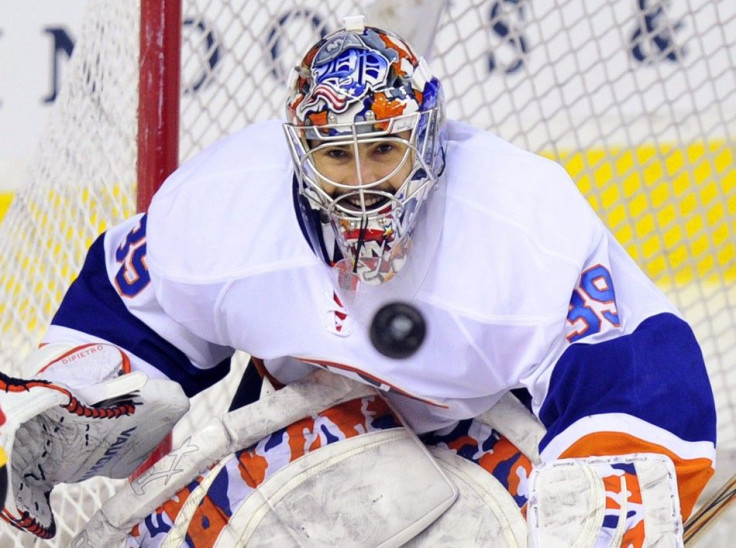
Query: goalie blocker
528,454,684,547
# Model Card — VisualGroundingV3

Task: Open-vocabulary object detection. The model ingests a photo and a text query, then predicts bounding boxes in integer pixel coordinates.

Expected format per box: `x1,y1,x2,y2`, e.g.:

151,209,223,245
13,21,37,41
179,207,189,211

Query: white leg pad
201,428,457,547
73,370,459,547
405,446,527,547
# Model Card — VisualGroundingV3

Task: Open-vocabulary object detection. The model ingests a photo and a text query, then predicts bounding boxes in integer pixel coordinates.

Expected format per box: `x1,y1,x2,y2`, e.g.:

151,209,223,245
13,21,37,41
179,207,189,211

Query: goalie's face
309,130,413,205
287,118,440,286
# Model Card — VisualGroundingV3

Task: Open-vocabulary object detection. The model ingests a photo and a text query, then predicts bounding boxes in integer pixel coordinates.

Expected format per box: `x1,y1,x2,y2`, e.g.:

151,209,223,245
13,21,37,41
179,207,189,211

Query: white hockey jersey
44,119,716,517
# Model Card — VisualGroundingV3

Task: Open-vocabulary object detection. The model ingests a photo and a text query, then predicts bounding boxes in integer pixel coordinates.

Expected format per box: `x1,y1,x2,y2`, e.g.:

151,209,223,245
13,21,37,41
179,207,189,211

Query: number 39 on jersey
566,264,620,343
114,215,151,298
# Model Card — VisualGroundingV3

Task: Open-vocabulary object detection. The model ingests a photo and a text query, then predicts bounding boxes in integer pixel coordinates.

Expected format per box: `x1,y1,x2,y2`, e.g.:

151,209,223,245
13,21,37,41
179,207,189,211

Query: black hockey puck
370,302,426,359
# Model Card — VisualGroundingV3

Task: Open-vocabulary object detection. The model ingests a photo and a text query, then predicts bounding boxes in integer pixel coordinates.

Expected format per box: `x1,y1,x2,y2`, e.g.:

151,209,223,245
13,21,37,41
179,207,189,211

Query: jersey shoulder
444,120,596,234
430,121,604,321
146,120,315,283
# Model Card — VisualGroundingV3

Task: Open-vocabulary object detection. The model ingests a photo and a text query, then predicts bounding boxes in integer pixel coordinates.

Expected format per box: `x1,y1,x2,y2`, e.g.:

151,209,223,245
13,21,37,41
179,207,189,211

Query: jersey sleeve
533,229,717,520
42,213,234,397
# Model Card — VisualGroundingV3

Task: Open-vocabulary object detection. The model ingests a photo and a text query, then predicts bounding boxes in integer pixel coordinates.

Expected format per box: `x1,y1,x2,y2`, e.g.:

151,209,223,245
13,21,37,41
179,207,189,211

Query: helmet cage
285,106,443,285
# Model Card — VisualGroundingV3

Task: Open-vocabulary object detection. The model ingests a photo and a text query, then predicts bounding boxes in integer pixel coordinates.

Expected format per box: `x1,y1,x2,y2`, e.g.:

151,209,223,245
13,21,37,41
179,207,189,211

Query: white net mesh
0,2,139,369
0,0,734,545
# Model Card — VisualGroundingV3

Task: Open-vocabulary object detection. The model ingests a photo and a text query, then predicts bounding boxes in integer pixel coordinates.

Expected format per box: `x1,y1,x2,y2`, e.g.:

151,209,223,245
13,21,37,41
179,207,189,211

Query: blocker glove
0,343,189,539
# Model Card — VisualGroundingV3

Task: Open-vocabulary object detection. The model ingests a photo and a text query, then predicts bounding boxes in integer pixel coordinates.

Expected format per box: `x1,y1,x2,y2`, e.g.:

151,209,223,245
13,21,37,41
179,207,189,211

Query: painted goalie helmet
284,17,446,288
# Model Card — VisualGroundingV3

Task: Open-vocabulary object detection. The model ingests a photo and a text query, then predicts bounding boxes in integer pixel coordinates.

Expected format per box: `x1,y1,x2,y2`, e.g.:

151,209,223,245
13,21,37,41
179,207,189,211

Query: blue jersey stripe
51,234,231,397
539,313,716,450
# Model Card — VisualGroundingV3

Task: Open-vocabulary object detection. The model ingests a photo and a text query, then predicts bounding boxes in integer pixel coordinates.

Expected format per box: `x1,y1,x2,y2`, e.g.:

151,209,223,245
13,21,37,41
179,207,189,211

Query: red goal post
138,0,182,212
0,0,734,545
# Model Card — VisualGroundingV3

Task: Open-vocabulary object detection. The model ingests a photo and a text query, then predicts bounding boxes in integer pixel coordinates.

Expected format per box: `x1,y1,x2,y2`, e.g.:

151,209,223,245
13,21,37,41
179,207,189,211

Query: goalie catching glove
0,343,190,539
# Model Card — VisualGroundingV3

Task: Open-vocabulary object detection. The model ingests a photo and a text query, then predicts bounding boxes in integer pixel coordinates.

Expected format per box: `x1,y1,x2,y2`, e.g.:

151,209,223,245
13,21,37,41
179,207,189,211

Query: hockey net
0,0,734,545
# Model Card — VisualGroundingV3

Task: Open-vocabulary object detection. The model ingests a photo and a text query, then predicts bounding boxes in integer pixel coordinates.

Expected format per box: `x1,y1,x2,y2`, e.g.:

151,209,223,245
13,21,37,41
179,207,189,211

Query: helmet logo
297,33,391,119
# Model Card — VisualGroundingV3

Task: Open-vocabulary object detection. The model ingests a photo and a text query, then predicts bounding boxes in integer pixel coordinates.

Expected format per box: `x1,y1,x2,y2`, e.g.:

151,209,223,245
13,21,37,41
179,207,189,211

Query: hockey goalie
0,15,716,547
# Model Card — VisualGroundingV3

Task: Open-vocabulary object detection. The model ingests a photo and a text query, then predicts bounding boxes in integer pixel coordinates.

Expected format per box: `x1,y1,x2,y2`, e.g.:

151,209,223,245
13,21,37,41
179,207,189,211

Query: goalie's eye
323,147,352,161
374,142,397,154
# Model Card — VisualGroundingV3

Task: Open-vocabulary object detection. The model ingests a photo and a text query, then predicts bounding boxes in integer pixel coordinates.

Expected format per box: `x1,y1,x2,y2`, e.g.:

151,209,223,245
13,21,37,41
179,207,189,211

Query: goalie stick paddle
683,472,736,544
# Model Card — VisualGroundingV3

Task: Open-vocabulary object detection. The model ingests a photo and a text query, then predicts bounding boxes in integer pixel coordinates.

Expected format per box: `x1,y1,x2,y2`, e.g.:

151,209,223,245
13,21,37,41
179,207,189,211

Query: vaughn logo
80,426,137,481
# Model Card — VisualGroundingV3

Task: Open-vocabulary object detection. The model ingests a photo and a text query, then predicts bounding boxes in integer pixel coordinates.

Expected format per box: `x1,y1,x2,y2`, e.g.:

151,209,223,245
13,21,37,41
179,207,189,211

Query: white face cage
284,107,444,287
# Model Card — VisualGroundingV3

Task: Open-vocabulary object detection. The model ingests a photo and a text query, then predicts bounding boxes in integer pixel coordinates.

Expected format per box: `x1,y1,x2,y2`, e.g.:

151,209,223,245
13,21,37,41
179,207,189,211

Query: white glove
0,343,190,539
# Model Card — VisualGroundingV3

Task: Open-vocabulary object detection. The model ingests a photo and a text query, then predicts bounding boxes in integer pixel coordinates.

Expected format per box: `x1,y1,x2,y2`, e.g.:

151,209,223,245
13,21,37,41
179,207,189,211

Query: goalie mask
284,17,446,291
